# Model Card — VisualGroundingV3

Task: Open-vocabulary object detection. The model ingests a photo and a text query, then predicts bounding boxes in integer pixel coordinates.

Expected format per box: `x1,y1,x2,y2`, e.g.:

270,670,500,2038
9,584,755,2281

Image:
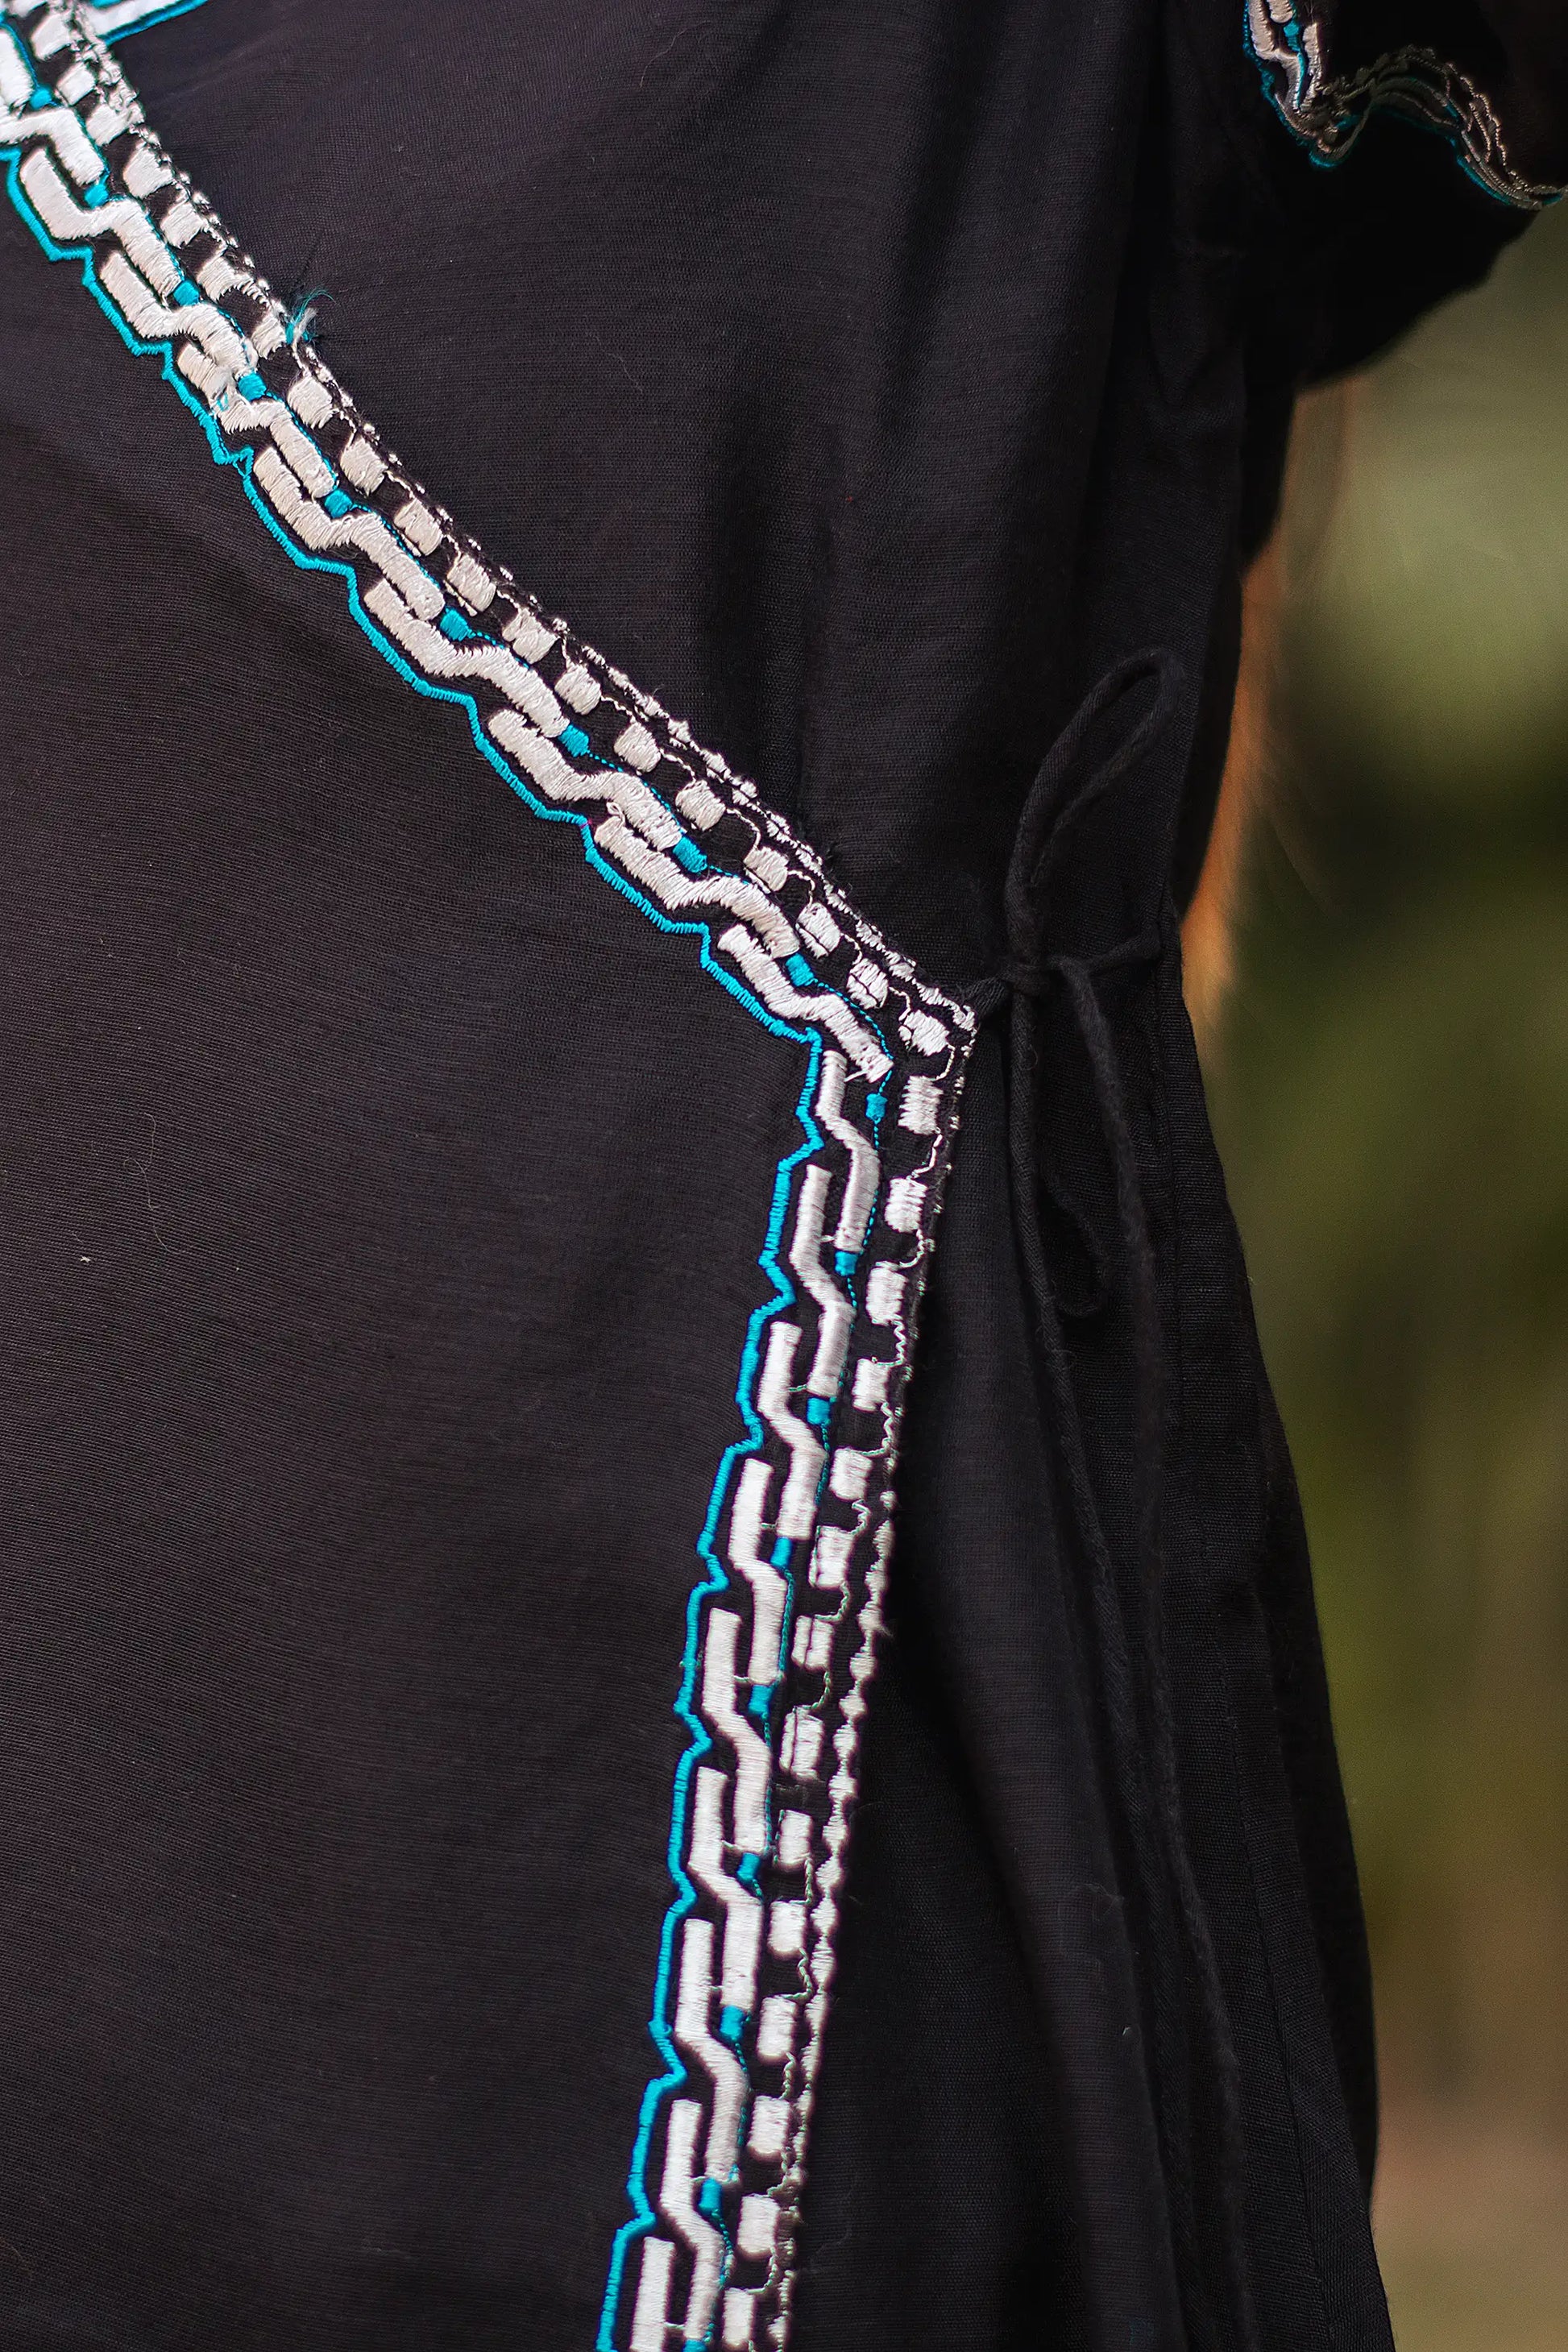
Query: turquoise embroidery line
0,150,871,1067
2,130,828,2350
600,1059,824,2352
597,1048,891,2349
1,17,968,2342
86,0,211,42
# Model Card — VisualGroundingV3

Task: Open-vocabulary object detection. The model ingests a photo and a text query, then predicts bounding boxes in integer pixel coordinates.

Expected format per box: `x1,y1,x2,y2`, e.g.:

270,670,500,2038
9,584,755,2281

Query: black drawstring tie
981,652,1260,2352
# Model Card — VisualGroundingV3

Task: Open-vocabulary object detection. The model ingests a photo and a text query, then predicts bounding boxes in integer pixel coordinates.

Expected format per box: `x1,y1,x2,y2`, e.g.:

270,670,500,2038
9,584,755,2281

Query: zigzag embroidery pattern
0,7,977,2347
1245,0,1558,206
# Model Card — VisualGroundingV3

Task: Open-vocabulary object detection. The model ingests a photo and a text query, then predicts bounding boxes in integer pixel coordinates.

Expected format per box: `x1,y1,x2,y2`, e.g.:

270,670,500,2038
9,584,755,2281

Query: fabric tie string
979,649,1262,2352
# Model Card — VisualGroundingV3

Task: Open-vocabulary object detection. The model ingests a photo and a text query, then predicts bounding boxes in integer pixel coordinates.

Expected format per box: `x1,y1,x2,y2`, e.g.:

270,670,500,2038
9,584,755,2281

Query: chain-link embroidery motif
0,7,979,2345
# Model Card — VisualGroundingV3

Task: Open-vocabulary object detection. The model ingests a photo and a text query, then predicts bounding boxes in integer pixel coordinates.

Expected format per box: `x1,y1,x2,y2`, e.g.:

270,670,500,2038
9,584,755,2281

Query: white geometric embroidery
0,10,981,2344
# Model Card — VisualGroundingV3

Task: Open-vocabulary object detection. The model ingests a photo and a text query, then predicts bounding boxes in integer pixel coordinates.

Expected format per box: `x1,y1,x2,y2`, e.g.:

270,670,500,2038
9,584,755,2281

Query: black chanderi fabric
0,0,1550,2347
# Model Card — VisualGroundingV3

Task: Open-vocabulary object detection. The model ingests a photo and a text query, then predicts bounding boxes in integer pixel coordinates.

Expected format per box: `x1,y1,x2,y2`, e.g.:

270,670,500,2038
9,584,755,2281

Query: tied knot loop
999,924,1166,1006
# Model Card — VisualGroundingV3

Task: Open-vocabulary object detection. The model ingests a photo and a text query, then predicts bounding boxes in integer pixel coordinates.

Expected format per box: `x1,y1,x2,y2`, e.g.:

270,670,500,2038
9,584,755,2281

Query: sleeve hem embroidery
1246,0,1565,208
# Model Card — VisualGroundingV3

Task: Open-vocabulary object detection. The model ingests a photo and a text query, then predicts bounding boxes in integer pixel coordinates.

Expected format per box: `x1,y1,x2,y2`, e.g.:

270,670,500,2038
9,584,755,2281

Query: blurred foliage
1206,200,1568,2129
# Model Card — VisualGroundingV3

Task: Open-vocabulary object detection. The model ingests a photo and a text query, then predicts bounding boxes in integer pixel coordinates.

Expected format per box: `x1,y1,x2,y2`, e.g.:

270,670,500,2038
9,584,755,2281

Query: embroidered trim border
82,0,208,42
1246,0,1562,207
0,8,977,2346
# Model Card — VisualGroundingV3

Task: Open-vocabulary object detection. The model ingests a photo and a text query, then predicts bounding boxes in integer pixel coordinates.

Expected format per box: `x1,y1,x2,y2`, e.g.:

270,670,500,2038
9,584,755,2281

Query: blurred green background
1205,201,1568,2350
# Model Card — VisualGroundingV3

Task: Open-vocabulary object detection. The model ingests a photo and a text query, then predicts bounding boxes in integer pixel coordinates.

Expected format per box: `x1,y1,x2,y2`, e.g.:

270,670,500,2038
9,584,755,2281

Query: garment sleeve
1234,2,1566,400
1248,1,1568,200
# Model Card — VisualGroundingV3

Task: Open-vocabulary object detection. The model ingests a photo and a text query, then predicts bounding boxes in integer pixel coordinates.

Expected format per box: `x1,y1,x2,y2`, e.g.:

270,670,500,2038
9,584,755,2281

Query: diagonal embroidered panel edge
81,0,209,44
0,7,979,2346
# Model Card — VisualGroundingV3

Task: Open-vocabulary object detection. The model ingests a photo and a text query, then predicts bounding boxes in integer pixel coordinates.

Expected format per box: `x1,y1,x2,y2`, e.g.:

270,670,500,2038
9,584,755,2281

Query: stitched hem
0,7,980,2346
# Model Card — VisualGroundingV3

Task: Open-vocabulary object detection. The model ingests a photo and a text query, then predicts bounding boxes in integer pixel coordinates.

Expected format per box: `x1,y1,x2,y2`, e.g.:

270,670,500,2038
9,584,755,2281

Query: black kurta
0,3,1562,2349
